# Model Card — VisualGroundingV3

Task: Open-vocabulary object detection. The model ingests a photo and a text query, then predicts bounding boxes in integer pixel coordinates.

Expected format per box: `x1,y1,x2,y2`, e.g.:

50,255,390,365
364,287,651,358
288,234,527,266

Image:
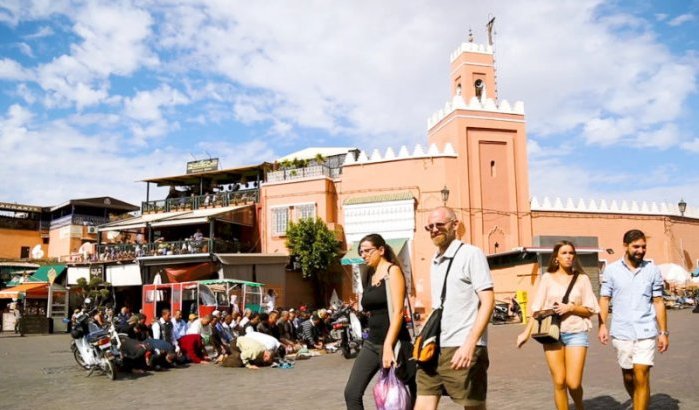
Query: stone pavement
0,309,697,410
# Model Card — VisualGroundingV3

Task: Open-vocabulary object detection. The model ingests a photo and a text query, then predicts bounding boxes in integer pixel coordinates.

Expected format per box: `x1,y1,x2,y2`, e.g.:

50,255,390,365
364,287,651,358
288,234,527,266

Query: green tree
74,277,112,306
286,218,341,304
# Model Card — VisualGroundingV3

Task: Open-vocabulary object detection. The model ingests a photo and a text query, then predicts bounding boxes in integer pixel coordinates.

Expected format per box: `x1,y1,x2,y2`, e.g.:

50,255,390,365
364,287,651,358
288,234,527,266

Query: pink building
260,36,699,312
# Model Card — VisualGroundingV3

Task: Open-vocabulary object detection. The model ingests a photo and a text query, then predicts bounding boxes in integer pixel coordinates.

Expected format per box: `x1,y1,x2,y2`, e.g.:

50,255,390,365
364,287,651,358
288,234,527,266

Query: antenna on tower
487,14,499,102
486,16,496,46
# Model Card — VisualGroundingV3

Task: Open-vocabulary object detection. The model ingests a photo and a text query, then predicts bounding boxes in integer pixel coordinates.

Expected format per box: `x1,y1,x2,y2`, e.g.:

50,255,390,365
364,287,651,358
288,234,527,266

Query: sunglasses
424,220,454,232
358,247,377,256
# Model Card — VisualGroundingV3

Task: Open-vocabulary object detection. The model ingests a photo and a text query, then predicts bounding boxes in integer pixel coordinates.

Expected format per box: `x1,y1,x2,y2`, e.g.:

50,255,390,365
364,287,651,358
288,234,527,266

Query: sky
0,0,698,209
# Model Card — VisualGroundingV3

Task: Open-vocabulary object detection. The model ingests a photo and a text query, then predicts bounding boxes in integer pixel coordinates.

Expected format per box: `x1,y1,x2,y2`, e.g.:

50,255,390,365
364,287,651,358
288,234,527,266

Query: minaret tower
428,28,532,253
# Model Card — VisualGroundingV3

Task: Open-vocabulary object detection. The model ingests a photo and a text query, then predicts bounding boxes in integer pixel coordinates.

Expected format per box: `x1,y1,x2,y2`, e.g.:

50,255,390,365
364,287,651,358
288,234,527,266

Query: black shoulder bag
412,243,463,366
531,273,579,344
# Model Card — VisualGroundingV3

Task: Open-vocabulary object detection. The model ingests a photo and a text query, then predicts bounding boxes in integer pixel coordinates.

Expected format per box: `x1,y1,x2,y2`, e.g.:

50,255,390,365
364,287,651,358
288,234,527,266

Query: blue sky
0,0,698,210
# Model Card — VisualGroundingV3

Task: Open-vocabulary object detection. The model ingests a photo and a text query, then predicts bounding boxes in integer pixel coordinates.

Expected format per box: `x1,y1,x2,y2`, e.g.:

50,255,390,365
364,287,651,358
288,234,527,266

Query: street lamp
440,185,450,206
678,198,687,217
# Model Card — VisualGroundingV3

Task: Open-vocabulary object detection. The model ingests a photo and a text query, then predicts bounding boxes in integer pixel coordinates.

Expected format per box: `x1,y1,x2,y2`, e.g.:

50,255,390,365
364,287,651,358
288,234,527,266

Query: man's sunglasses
424,220,454,231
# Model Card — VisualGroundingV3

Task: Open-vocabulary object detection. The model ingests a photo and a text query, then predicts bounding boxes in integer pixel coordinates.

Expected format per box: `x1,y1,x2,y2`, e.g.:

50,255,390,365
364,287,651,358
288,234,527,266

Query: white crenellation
427,95,526,130
531,196,699,219
413,144,425,157
342,142,459,167
449,42,494,62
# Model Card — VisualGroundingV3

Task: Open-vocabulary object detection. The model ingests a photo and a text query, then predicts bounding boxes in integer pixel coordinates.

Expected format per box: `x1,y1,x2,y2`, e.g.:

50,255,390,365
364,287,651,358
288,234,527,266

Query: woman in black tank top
344,233,410,410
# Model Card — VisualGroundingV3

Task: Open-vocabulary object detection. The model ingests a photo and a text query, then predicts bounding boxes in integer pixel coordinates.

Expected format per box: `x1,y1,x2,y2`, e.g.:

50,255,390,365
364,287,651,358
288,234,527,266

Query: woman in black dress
344,233,412,409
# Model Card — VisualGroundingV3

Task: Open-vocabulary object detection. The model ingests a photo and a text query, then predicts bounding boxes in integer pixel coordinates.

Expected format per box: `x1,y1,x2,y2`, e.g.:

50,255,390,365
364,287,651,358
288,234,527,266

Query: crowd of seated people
99,302,350,374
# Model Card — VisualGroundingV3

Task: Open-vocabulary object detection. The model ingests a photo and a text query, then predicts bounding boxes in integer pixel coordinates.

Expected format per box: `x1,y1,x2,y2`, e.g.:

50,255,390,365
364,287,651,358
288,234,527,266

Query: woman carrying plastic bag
374,366,411,410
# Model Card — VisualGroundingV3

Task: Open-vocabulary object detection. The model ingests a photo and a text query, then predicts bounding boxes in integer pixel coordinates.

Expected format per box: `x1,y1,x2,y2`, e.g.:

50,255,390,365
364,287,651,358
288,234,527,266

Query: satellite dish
107,231,120,241
31,244,44,259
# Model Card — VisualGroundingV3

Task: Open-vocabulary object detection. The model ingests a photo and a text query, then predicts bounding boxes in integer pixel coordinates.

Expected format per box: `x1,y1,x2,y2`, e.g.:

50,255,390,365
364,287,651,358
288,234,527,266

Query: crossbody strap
561,273,579,304
439,243,464,309
384,263,417,339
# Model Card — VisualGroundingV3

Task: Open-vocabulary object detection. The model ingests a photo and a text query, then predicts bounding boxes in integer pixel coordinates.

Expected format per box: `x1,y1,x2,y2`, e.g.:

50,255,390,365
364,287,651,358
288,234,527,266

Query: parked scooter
330,306,363,359
70,299,119,380
491,298,521,324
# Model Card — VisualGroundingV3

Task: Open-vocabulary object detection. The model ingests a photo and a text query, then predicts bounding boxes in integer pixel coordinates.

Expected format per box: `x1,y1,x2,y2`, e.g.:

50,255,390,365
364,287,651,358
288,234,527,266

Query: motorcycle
330,306,363,359
70,300,120,380
491,298,521,324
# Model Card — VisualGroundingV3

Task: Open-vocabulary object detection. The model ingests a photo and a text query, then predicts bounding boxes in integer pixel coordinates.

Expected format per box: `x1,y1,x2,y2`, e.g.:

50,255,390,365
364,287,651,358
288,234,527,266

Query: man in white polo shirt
415,206,494,410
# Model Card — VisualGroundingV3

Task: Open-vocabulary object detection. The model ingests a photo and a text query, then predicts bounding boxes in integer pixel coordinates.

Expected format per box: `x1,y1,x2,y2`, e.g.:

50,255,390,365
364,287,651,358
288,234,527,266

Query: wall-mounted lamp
440,185,450,206
678,198,687,217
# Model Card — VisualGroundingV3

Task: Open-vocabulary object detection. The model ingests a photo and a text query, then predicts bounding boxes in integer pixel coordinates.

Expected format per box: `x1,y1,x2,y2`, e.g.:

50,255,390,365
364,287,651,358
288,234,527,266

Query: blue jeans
559,332,589,347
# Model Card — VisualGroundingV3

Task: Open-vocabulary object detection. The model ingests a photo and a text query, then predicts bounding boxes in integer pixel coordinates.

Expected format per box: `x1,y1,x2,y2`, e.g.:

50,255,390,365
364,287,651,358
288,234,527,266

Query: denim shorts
559,332,589,347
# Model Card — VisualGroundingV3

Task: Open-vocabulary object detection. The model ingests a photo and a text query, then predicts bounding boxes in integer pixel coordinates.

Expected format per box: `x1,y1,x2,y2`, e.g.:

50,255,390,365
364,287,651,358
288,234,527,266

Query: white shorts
612,338,656,369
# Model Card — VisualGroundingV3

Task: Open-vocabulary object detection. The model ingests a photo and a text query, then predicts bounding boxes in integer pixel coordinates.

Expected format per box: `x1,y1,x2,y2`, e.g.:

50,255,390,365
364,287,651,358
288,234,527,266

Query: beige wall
0,228,44,259
48,225,98,260
261,178,337,254
532,211,699,269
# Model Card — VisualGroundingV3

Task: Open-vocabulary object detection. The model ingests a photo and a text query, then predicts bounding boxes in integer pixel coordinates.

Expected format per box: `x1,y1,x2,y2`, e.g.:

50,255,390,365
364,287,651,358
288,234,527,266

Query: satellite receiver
31,244,44,259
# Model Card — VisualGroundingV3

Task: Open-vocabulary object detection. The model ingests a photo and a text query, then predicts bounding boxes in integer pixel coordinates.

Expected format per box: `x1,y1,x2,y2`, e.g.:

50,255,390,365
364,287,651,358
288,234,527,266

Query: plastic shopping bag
373,367,411,410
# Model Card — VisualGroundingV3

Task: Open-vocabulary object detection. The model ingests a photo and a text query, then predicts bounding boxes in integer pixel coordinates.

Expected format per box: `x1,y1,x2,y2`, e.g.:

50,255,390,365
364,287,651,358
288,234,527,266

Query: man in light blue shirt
598,229,669,410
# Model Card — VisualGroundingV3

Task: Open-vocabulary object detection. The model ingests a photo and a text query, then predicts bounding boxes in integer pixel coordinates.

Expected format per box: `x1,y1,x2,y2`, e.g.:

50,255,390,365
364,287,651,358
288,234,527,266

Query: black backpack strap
562,273,579,304
439,243,464,309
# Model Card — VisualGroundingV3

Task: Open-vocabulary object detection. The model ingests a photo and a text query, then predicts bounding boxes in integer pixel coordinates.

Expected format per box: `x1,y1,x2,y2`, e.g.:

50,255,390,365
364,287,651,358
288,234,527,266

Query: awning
341,238,408,265
0,282,48,299
137,254,214,267
106,264,142,286
164,262,216,282
27,264,66,283
216,253,290,266
99,211,186,232
149,205,252,228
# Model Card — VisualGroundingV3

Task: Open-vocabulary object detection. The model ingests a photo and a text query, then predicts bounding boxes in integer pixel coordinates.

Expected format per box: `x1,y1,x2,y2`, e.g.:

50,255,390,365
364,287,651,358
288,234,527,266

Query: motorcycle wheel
73,347,89,370
342,341,359,359
103,358,117,380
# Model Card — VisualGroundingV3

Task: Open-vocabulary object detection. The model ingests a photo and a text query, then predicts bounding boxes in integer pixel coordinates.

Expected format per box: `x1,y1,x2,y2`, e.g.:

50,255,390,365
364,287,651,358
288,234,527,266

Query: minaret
427,29,531,253
448,29,497,102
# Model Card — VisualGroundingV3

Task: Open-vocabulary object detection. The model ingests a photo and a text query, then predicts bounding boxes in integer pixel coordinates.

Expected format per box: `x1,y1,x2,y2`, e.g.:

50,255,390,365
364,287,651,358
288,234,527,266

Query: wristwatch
659,330,669,336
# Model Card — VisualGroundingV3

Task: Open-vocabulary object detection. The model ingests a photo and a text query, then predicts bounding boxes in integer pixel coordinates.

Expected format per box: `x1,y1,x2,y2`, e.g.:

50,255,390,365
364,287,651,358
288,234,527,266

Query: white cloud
637,123,681,149
668,14,695,27
583,117,637,146
17,42,34,57
0,58,31,81
25,2,158,109
680,138,699,153
0,104,34,151
124,84,189,121
24,25,54,39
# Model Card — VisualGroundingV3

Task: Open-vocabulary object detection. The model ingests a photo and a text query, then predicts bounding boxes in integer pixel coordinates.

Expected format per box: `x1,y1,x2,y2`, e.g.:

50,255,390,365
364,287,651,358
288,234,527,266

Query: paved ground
0,309,697,410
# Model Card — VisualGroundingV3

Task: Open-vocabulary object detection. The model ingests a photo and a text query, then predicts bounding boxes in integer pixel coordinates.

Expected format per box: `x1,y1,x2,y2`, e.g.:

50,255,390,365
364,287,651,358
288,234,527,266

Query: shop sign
186,158,219,174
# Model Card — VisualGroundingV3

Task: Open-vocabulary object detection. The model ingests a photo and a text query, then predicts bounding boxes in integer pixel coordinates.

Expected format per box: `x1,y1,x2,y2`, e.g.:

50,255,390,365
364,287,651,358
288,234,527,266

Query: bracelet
659,330,669,336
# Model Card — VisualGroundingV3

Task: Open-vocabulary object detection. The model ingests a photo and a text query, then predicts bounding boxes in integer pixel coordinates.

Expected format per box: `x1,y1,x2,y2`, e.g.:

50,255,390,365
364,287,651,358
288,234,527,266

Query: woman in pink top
516,241,600,410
